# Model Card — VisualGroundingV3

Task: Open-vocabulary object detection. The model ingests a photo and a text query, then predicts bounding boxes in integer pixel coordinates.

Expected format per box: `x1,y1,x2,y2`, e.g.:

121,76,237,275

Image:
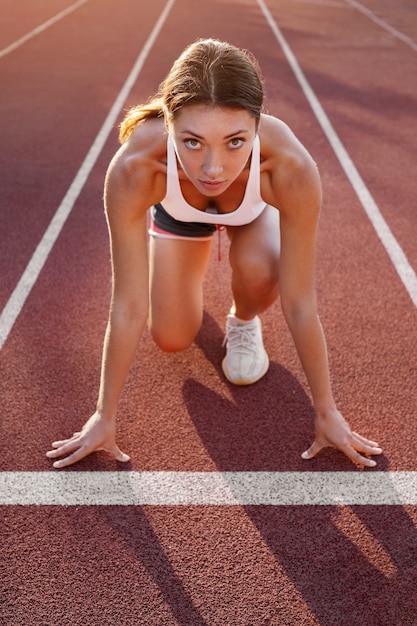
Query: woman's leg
222,206,280,385
148,234,213,352
228,205,280,318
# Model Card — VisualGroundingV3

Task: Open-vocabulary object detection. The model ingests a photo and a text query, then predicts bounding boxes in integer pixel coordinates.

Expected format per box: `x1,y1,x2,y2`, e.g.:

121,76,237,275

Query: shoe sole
221,352,269,386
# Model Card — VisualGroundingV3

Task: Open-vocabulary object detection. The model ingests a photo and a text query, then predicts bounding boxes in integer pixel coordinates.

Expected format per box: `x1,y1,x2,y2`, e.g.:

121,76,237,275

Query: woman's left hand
301,407,382,467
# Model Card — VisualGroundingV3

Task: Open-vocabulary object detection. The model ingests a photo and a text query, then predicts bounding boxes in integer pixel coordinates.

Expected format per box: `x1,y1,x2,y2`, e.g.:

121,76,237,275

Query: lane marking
344,0,417,53
0,0,175,351
258,0,417,309
1,471,417,505
292,0,350,7
292,0,417,52
0,0,90,60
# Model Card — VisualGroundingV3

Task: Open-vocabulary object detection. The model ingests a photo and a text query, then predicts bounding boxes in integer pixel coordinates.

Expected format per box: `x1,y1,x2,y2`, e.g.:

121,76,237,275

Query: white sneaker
222,315,269,385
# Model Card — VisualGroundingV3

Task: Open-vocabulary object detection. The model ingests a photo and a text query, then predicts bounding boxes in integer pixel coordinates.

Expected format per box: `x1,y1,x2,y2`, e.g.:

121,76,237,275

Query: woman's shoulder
115,117,168,172
106,118,167,205
259,114,314,168
258,114,321,208
103,118,168,219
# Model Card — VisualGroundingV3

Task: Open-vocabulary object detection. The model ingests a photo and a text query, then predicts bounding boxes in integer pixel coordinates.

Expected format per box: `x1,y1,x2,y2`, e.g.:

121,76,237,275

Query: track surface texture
1,0,417,624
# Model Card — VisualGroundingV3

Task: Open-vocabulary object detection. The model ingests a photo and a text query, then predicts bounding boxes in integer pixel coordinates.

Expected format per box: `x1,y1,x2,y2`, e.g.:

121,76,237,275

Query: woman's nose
203,152,223,178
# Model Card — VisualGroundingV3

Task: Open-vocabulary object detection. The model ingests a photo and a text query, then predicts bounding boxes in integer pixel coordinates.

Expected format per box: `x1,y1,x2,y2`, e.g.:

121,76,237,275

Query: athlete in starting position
47,39,382,468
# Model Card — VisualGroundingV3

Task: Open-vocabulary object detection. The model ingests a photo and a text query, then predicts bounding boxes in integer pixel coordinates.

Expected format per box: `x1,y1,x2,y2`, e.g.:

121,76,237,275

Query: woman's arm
268,127,382,466
47,140,160,468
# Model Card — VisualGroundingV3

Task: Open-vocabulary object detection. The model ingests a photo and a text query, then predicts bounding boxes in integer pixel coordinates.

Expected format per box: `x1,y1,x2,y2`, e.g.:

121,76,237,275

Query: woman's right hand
46,412,130,469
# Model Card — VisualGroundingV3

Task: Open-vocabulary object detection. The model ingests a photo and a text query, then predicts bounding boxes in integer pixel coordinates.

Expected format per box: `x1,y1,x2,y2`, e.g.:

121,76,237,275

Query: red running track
1,0,417,624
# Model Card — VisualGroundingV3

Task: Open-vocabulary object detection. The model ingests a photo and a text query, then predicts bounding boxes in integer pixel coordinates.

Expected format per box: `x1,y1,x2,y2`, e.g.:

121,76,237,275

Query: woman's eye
229,138,245,149
184,138,200,149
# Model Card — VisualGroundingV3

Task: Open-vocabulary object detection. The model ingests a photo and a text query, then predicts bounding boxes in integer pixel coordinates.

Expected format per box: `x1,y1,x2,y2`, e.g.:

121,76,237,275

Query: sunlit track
1,0,416,356
344,0,417,53
293,0,417,52
2,1,417,623
0,0,176,351
3,471,417,505
258,0,417,309
0,0,90,60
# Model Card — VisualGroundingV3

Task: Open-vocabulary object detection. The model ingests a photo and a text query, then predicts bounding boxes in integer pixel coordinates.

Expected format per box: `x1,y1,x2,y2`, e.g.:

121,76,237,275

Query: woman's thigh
227,205,281,284
148,235,213,351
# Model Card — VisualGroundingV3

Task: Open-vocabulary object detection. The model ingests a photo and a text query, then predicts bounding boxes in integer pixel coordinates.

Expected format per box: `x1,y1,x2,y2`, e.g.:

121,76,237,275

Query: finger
343,446,378,468
51,446,91,469
301,439,325,460
98,440,130,462
46,438,81,459
52,443,130,468
352,432,381,450
351,438,382,457
107,445,130,463
50,433,81,448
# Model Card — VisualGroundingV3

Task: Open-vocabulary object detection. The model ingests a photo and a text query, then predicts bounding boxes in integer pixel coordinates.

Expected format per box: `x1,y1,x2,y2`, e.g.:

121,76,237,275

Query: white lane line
344,0,417,53
0,0,175,351
292,0,350,8
1,471,417,505
258,0,417,309
0,0,90,60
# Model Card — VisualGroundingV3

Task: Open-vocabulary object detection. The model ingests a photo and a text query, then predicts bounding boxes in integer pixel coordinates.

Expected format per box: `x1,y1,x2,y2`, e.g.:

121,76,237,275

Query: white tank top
161,134,266,226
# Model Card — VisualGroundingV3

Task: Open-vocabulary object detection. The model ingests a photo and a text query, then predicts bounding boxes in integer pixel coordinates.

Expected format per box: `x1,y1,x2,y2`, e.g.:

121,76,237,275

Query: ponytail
119,97,164,143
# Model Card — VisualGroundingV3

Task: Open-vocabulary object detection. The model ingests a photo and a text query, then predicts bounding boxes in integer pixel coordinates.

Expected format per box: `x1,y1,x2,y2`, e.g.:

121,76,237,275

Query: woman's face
168,104,257,197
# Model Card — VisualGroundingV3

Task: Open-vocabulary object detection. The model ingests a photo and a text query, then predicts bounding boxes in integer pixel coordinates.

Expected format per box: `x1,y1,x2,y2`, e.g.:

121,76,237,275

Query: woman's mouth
200,179,225,192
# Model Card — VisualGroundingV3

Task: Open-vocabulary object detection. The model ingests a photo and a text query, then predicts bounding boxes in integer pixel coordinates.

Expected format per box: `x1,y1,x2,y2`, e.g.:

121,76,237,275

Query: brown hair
119,39,264,143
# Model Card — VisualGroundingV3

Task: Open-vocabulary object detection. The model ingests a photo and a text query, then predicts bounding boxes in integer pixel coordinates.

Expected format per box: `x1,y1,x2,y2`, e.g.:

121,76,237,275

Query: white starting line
2,471,417,506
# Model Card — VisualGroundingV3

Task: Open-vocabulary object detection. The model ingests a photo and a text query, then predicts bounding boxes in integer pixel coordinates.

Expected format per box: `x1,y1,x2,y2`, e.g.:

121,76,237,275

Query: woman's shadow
184,312,417,625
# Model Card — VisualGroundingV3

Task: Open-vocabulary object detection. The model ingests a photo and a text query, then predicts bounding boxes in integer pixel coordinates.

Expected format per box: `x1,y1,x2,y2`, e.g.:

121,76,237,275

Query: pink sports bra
161,134,266,226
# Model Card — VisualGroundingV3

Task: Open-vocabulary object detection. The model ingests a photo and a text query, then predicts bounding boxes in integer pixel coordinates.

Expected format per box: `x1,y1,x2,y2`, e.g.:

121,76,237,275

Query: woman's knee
149,317,200,352
228,206,280,296
231,248,280,296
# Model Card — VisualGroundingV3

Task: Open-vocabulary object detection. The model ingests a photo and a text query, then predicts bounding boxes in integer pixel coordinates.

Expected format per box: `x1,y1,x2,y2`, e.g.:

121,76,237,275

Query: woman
47,39,382,468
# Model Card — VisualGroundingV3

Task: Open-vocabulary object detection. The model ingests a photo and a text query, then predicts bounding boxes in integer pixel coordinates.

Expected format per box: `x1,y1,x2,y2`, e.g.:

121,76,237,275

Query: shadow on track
99,506,210,626
185,312,417,625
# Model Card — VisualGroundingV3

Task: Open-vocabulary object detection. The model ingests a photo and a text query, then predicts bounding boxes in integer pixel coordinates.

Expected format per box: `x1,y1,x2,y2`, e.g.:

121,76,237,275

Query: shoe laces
222,321,259,355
